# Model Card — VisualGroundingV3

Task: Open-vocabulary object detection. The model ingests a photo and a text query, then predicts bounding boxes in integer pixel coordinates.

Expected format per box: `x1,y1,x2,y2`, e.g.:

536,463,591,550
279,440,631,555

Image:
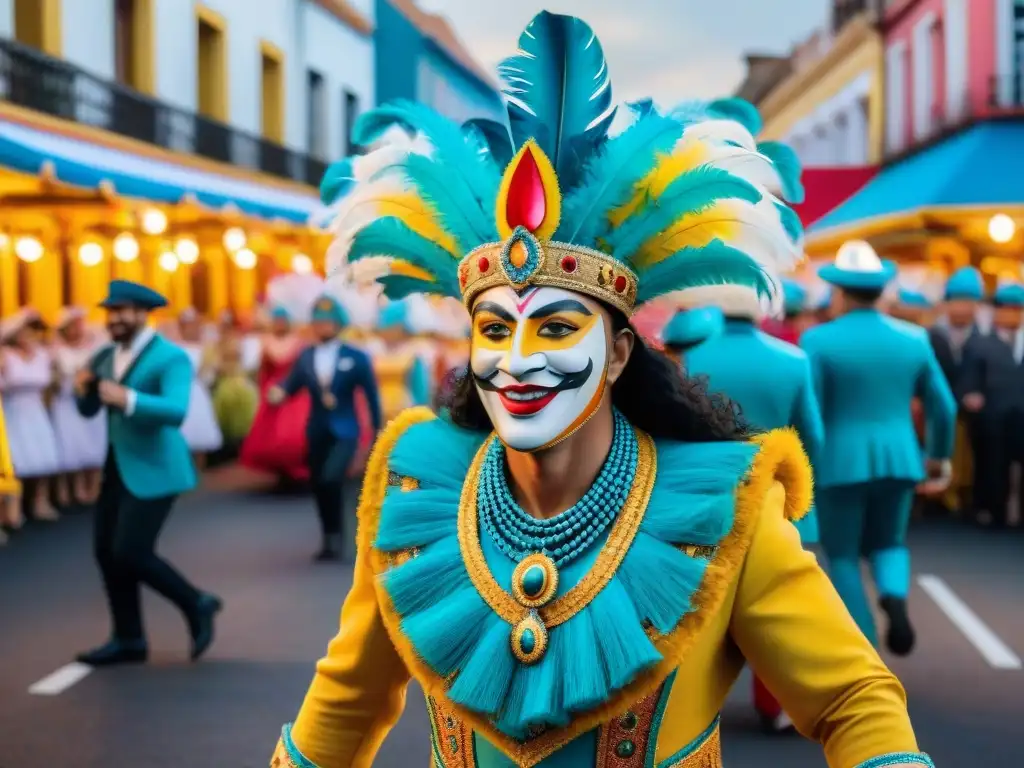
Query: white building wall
784,70,873,168
0,0,12,38
416,56,501,124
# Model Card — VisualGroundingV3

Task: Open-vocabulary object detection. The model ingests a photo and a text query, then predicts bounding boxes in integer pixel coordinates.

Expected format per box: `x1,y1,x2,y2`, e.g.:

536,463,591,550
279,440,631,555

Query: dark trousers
307,433,356,539
94,456,202,641
972,410,1024,525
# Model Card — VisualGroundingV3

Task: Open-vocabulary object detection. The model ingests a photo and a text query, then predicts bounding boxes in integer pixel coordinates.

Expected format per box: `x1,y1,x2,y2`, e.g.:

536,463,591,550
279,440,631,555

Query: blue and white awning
0,119,320,223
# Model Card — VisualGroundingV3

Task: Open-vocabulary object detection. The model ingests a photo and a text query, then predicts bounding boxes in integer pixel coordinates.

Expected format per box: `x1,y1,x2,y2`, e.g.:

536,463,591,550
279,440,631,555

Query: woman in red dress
239,307,312,481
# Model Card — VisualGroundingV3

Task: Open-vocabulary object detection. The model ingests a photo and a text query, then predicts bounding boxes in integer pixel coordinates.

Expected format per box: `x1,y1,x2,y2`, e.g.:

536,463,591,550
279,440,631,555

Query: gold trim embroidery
456,428,657,629
364,409,802,768
664,724,722,767
595,683,666,768
270,740,298,768
427,695,476,767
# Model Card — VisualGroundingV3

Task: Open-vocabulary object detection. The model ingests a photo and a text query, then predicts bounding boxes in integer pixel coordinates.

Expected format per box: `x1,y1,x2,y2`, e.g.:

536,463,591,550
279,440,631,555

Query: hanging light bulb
988,213,1016,244
233,247,257,270
140,208,169,235
158,250,179,272
112,233,140,262
14,236,44,263
292,252,313,274
174,237,200,265
222,227,246,252
78,242,104,267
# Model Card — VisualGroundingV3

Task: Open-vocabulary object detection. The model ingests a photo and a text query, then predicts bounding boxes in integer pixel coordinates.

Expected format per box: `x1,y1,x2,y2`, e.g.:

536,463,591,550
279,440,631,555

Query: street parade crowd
1,10,1018,768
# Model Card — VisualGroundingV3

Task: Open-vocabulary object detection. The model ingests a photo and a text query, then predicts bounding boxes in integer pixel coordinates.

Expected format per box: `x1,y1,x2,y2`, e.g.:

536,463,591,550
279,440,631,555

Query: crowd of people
0,274,471,551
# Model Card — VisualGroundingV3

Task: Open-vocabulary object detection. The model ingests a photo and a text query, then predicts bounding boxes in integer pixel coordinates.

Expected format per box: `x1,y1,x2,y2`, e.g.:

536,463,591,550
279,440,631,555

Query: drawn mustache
474,359,594,395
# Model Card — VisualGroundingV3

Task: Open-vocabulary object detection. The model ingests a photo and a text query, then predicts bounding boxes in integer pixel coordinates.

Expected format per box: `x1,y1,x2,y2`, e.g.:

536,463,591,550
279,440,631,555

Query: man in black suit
960,283,1024,528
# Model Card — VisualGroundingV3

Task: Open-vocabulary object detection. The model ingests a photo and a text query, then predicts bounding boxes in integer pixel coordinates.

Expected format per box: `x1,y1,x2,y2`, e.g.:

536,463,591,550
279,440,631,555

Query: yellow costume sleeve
279,544,410,767
730,482,927,768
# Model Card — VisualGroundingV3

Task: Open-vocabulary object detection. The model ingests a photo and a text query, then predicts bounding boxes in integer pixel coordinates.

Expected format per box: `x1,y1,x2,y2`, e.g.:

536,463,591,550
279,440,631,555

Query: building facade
757,13,885,168
375,0,502,123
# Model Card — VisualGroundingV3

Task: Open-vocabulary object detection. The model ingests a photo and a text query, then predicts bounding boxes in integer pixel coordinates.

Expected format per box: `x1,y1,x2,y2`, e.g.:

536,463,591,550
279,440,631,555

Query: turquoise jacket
800,308,956,488
77,334,197,499
685,319,824,541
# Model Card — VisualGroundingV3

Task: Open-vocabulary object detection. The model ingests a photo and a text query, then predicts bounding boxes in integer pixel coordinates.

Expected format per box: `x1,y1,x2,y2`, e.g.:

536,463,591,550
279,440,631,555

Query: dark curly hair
442,309,749,443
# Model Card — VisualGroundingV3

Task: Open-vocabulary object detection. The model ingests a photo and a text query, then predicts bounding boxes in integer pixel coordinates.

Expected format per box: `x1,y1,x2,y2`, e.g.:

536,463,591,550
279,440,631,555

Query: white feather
673,284,768,320
678,119,757,152
265,273,325,324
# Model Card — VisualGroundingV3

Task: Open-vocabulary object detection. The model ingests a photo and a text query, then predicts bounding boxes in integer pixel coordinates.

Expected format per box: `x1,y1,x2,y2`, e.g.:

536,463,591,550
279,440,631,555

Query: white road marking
27,662,93,695
917,574,1022,670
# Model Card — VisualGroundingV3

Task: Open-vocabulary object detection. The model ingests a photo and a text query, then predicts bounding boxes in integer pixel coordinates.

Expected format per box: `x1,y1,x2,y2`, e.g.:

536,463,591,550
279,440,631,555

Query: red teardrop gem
477,256,490,273
505,147,546,232
614,275,628,293
560,255,577,273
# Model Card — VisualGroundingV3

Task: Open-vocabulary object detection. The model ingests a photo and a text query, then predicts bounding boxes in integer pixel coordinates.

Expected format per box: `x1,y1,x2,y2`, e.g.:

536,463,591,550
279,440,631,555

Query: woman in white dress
50,307,107,507
176,308,223,466
0,308,61,526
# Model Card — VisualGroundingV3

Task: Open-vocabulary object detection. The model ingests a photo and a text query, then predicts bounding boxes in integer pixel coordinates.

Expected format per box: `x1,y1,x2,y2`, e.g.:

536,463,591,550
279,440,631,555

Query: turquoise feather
774,200,804,243
556,113,685,245
634,240,772,304
608,166,763,261
758,141,805,203
319,157,354,204
627,98,656,118
375,488,459,551
375,417,757,739
346,217,461,297
376,275,440,301
463,118,514,170
498,11,616,188
707,97,763,136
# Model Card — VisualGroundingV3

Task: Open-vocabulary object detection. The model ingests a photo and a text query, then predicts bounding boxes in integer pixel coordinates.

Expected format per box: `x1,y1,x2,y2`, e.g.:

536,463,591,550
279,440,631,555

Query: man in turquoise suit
801,241,956,656
269,294,382,562
74,280,221,666
680,282,824,733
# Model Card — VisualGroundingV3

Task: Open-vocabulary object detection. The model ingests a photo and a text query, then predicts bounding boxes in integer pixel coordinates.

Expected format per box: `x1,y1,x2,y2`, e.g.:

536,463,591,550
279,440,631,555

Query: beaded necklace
477,410,638,568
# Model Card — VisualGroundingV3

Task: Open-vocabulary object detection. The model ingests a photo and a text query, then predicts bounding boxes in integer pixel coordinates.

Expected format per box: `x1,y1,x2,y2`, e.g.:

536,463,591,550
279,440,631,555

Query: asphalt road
0,490,1021,767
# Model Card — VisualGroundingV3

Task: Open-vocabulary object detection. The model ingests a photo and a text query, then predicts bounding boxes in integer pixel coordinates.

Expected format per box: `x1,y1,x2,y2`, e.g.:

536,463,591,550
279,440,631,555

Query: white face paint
470,285,608,451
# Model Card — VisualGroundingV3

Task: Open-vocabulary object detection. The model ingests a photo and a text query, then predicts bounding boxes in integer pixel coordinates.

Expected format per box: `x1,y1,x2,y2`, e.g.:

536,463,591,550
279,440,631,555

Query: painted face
470,285,608,451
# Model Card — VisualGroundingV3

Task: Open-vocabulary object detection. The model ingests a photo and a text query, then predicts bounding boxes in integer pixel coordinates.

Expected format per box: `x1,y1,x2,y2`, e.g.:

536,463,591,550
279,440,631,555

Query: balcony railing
0,38,330,188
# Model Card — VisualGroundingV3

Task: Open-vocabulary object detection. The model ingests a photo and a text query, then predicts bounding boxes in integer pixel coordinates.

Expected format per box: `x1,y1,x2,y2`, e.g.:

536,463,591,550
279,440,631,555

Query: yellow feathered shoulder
746,427,814,523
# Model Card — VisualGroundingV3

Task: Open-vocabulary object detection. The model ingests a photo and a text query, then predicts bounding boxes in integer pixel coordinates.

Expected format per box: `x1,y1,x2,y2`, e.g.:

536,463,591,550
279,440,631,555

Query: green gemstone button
620,711,638,730
448,734,458,753
520,627,536,654
615,739,636,758
521,565,546,597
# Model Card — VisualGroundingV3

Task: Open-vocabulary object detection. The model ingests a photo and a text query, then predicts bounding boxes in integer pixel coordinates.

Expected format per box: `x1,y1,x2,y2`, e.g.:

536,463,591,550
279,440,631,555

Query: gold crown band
458,230,639,317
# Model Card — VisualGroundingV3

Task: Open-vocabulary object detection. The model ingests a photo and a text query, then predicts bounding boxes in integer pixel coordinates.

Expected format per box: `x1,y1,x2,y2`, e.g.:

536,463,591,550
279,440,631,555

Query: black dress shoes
879,595,916,656
76,638,148,666
188,593,223,662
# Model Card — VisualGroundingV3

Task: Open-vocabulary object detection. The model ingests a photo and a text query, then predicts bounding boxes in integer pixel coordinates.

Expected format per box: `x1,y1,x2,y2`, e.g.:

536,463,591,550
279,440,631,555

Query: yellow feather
632,203,739,269
607,143,709,228
389,259,436,282
374,193,458,256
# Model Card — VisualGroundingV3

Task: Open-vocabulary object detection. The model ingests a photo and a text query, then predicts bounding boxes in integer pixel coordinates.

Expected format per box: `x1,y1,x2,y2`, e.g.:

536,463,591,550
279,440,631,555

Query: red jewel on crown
560,255,577,273
614,275,628,293
459,263,469,288
478,255,491,273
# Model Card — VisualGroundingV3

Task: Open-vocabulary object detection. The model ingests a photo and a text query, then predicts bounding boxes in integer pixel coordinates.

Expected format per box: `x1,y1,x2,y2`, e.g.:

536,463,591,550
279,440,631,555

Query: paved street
0,489,1021,767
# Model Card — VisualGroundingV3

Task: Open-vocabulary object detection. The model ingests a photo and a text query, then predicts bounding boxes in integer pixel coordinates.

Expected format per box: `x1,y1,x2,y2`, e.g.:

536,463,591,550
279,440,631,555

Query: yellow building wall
758,19,885,165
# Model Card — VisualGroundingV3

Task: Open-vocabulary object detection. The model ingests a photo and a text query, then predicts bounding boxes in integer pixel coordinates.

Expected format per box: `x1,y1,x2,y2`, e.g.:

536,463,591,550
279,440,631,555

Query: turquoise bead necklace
477,409,638,568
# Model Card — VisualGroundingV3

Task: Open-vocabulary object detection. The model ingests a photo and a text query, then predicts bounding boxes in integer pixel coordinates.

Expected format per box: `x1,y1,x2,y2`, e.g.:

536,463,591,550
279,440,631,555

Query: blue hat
898,288,932,308
944,266,984,301
818,241,897,291
993,283,1024,307
269,305,290,321
99,279,168,310
661,307,724,350
782,279,807,316
310,295,349,326
379,300,411,332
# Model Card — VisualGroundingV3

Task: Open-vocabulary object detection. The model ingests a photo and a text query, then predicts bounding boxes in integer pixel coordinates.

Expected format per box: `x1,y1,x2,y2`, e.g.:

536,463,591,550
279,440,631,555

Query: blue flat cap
898,288,932,308
782,278,807,316
944,266,984,301
311,295,349,326
993,283,1024,307
99,279,168,310
661,307,725,350
818,240,897,291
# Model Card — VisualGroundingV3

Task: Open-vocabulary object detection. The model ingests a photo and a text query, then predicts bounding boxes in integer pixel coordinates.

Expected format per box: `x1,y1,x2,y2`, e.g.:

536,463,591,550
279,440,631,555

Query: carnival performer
959,281,1024,529
176,308,224,465
802,241,955,657
0,308,61,524
271,13,936,768
373,297,434,420
74,280,221,666
267,293,382,562
50,306,107,507
660,306,724,364
929,266,984,516
240,274,321,482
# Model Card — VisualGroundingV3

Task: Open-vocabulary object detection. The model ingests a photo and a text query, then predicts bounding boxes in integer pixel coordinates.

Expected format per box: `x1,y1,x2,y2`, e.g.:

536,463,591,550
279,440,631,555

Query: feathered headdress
265,273,325,324
323,11,804,317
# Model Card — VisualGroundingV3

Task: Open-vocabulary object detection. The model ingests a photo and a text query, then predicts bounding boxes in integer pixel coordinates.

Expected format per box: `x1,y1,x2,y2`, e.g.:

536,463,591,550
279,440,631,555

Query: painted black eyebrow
473,302,515,322
529,299,593,319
